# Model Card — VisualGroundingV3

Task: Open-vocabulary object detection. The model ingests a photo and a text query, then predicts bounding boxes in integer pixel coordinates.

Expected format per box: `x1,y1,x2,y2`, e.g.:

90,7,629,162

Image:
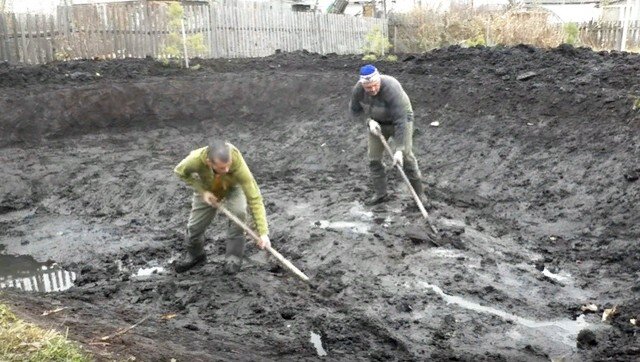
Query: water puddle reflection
0,254,76,293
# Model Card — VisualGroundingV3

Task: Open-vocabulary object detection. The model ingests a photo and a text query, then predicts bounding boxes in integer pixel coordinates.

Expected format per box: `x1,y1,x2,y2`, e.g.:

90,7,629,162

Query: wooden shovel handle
213,201,310,283
376,133,430,220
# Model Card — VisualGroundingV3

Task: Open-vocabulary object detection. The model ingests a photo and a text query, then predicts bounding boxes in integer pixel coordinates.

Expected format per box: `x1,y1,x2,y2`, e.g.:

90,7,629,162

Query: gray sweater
349,74,414,150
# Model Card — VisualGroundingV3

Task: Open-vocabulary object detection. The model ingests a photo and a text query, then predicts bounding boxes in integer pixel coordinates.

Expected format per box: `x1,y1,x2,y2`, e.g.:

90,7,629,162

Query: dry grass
489,11,564,47
0,303,90,362
391,5,566,52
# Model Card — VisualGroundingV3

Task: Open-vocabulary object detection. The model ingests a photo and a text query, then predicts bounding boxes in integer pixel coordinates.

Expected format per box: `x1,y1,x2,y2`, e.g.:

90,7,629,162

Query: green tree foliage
163,3,206,62
563,23,579,45
362,26,392,61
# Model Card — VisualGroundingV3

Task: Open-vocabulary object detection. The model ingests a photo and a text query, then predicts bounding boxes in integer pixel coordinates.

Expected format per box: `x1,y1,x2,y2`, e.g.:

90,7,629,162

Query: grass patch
0,303,90,362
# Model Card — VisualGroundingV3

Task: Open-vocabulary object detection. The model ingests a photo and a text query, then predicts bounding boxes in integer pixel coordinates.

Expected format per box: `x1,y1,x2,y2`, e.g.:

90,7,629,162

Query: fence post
141,0,150,57
45,15,54,62
59,4,70,59
181,17,189,67
0,14,9,62
14,14,27,63
621,0,631,51
34,14,43,64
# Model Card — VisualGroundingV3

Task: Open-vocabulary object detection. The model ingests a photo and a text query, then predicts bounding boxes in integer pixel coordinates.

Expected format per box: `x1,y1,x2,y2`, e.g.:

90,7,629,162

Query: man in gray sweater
349,64,428,207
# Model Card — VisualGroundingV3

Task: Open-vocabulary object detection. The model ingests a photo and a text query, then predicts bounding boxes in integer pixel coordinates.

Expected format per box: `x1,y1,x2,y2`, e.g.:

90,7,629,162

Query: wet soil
0,45,639,361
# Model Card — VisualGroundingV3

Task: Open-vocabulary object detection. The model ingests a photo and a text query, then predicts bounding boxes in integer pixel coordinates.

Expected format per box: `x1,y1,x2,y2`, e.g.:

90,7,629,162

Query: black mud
1,45,639,361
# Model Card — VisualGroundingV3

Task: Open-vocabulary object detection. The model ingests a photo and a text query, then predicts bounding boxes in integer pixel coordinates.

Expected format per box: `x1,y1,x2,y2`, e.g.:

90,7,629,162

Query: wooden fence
0,0,387,64
579,21,640,51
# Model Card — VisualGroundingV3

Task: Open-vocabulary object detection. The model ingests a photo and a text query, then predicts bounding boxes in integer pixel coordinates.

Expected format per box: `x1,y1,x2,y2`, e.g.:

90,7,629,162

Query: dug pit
0,47,639,360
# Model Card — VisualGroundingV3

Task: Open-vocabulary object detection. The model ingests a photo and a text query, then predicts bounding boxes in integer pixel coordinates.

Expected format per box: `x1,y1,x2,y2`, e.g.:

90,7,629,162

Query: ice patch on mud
313,202,374,234
0,255,76,292
542,267,572,283
134,266,166,277
310,331,327,357
116,259,169,277
431,249,465,258
315,220,370,234
348,202,373,219
420,282,590,347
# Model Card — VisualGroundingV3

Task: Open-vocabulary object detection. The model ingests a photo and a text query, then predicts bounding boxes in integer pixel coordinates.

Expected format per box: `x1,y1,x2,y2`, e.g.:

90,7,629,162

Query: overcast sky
10,0,60,14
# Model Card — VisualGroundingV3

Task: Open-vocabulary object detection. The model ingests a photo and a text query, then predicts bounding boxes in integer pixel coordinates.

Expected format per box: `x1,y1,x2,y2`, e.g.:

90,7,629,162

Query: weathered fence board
0,0,386,64
578,21,640,50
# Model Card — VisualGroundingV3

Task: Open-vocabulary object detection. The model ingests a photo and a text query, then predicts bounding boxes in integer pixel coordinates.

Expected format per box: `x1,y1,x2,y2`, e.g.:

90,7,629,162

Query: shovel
374,131,439,237
212,201,310,283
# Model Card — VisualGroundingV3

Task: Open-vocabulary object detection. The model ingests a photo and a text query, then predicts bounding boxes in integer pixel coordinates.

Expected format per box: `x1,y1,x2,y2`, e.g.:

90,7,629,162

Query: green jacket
174,144,269,236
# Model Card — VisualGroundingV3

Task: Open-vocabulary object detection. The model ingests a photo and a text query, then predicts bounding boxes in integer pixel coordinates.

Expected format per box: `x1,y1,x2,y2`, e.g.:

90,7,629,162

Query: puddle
309,331,327,357
0,254,76,292
315,220,370,234
420,282,591,347
134,266,166,277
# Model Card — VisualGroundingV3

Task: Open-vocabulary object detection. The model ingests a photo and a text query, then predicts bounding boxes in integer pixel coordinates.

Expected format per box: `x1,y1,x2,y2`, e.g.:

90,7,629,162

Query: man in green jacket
172,139,271,274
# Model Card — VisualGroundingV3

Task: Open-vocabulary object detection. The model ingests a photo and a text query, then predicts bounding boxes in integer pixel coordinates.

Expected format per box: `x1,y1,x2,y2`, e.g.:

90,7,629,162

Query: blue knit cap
359,64,380,83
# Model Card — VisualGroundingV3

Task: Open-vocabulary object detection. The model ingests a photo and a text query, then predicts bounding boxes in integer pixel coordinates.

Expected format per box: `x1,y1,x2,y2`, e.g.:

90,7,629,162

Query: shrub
563,22,580,45
162,3,207,65
362,26,392,61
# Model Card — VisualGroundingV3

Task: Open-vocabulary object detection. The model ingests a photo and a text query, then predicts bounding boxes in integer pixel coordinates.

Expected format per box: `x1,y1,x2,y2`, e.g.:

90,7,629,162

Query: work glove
257,234,271,250
392,150,403,167
368,119,381,136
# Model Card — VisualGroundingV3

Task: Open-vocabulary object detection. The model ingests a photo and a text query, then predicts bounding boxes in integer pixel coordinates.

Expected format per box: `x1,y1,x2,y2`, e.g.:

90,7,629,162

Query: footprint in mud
433,314,457,341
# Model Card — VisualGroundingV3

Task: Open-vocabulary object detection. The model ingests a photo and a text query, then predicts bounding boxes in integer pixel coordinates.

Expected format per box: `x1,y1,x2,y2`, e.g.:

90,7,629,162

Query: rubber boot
173,239,206,273
223,226,245,275
223,255,242,275
365,160,388,206
405,164,433,211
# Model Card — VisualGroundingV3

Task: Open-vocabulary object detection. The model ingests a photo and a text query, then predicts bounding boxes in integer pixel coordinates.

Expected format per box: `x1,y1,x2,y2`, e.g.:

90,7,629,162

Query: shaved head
207,139,230,163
